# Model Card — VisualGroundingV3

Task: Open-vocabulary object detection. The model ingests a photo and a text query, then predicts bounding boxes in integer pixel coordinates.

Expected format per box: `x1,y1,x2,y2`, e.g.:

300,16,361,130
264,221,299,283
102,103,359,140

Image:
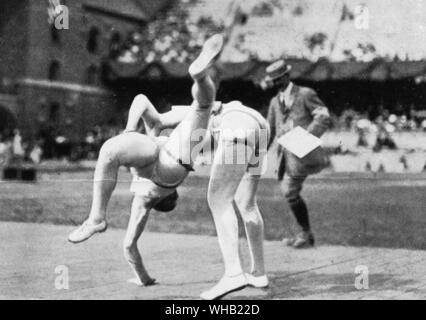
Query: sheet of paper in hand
277,126,322,158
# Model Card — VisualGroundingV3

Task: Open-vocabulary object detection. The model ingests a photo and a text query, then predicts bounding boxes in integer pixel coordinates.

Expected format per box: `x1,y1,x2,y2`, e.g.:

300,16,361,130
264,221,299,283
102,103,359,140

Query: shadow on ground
228,272,416,300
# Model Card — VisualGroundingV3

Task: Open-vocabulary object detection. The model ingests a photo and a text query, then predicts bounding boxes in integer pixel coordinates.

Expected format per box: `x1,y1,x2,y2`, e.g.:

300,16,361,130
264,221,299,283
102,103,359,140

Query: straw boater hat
264,59,292,82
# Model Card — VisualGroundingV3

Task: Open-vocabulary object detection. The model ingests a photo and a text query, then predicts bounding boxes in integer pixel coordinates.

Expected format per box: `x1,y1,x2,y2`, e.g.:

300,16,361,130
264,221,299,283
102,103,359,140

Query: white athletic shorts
130,174,175,199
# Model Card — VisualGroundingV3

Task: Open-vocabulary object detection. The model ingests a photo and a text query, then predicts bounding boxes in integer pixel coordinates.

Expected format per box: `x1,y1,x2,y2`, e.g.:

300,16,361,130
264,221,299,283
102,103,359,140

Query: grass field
1,168,426,250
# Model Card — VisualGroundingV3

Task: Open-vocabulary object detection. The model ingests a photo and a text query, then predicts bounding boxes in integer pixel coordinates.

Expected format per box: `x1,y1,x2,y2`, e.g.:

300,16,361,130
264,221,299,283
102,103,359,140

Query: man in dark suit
265,59,331,248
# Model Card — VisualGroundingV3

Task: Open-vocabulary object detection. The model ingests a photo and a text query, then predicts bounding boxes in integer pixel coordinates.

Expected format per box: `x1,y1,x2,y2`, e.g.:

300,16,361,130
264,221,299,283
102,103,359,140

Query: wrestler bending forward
124,99,271,300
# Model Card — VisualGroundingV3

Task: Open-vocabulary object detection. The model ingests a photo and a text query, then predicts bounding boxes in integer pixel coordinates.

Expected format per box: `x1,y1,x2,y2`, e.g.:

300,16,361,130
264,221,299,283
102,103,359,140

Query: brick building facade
0,0,170,141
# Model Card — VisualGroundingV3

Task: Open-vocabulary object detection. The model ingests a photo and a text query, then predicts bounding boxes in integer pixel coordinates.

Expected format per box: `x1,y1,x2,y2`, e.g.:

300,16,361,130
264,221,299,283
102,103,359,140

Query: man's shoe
200,273,248,300
245,273,269,288
189,34,224,80
127,277,156,287
292,231,315,249
68,220,107,243
282,236,296,246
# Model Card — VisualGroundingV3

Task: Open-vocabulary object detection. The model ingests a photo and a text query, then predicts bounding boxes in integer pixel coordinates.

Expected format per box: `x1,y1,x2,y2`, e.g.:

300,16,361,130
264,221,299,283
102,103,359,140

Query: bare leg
200,140,249,300
68,133,158,243
87,134,158,223
152,35,223,187
234,175,266,278
86,140,119,225
208,139,254,275
152,74,217,187
123,195,156,286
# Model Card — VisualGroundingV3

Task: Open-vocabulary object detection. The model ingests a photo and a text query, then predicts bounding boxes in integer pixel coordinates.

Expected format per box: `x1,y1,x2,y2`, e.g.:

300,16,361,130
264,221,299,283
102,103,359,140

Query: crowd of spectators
77,125,122,160
115,0,224,65
336,108,426,152
0,130,41,166
3,106,426,166
0,124,123,166
339,109,426,133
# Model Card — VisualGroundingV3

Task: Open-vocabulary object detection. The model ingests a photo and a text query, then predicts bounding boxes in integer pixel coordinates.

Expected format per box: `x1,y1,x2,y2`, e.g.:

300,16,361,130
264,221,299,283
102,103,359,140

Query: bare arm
123,195,156,286
266,100,276,150
125,95,191,135
125,94,161,135
160,105,192,129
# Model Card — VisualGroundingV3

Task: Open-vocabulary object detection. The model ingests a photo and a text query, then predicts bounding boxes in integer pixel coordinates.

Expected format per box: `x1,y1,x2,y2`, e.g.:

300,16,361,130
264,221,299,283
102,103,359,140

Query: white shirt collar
279,82,293,105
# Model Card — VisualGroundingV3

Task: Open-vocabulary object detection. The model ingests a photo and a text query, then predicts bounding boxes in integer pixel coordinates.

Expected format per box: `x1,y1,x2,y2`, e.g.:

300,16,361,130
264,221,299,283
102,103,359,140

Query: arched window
86,65,98,85
48,60,61,81
49,102,60,123
109,31,121,59
0,105,17,138
87,26,100,53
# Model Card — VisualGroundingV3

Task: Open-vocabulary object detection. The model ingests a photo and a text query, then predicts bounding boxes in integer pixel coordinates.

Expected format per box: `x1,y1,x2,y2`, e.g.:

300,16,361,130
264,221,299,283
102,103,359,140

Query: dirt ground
0,222,425,300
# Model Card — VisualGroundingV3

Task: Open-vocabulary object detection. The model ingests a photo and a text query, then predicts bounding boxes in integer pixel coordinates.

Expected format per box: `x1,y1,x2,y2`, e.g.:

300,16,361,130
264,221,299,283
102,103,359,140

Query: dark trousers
280,174,311,232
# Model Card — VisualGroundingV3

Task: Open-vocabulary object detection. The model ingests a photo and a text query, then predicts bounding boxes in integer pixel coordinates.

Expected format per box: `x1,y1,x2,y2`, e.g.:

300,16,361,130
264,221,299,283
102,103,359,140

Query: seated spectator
421,119,426,131
355,118,371,147
29,142,43,164
373,118,397,152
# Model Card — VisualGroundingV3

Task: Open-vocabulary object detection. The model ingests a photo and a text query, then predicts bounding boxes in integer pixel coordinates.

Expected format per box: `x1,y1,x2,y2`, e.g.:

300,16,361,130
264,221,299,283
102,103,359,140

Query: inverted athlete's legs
166,75,216,163
86,141,118,225
152,35,222,187
86,133,158,224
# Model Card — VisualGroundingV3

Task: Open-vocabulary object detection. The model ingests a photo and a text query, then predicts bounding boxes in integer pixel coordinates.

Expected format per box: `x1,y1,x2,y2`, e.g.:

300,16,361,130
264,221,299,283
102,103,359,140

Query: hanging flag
224,0,248,29
340,4,354,22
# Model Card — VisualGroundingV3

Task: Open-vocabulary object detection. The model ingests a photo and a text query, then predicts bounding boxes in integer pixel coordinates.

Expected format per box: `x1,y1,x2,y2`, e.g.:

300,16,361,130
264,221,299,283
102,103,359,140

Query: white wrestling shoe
200,273,248,300
245,273,269,288
189,34,224,80
68,220,107,243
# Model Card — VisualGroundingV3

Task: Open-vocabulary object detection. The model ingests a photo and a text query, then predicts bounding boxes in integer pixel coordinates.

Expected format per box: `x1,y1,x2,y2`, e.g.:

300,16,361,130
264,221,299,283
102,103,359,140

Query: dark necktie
280,94,289,115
